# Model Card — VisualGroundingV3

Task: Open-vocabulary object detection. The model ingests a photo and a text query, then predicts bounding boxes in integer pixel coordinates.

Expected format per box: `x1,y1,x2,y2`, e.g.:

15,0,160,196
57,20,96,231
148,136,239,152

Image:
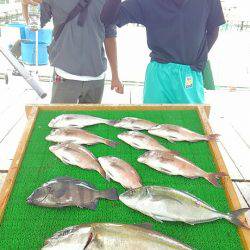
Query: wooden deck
0,76,249,223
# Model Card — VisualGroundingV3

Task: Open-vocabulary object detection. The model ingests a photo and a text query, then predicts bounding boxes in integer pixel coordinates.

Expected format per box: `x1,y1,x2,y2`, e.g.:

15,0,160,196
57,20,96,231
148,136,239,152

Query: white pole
0,45,47,98
35,30,39,67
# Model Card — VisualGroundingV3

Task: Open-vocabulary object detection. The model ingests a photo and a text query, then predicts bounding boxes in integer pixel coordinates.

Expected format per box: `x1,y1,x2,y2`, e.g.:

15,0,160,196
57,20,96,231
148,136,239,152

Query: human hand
22,0,42,5
111,77,124,94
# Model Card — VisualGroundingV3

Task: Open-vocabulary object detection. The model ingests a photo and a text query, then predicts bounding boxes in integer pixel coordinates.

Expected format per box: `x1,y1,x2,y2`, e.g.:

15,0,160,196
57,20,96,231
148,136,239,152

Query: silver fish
117,131,178,154
148,124,219,142
119,186,250,228
48,114,116,128
46,128,118,147
138,150,227,187
27,177,118,210
114,117,157,130
42,223,192,250
98,156,142,189
49,143,106,178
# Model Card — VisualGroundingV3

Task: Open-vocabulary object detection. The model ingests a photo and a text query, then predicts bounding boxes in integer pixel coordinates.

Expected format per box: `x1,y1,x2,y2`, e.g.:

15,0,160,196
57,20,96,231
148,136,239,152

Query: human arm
206,0,225,51
101,0,145,27
207,27,219,52
21,0,43,24
104,37,124,94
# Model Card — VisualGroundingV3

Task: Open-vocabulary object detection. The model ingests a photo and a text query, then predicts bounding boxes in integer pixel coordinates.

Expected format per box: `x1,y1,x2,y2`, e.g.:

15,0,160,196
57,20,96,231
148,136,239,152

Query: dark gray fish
27,177,118,210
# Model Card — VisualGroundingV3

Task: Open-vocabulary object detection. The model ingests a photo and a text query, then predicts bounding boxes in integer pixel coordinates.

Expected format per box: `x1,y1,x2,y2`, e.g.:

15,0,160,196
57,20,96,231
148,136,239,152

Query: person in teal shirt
101,0,225,104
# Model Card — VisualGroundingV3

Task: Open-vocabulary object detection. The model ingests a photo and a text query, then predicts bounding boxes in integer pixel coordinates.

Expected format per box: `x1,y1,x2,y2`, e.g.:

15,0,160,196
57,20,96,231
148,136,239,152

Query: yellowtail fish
42,223,193,250
120,186,250,228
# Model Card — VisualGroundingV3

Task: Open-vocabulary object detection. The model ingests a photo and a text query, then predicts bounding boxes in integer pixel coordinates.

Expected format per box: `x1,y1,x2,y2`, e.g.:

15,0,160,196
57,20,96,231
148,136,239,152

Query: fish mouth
48,119,57,128
45,135,52,141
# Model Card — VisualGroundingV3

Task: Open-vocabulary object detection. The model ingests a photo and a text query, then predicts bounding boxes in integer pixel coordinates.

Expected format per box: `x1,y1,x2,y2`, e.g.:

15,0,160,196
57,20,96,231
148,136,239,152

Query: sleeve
207,0,225,31
116,0,145,27
40,1,52,28
105,24,117,38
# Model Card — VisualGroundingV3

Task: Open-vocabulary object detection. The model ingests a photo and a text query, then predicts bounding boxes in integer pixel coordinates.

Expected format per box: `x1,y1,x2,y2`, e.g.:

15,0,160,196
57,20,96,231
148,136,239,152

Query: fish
114,117,157,130
42,223,193,250
148,124,219,143
49,142,106,178
48,114,116,128
138,150,228,187
46,128,118,147
98,156,142,189
119,186,250,228
117,131,178,154
27,177,118,209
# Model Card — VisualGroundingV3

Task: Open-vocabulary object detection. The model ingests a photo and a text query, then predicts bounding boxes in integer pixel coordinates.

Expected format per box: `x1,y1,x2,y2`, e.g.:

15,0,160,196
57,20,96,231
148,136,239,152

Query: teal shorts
143,62,204,104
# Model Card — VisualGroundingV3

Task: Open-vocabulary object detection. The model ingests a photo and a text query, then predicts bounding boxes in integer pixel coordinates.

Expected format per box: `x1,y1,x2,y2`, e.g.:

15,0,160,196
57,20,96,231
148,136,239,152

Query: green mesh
0,110,242,250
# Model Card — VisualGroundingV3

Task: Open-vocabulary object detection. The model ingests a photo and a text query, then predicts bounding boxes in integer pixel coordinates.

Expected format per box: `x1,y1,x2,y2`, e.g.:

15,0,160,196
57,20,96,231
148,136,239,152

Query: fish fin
227,208,250,229
205,172,228,187
159,167,172,175
207,134,220,141
61,156,71,165
184,221,196,225
106,120,117,126
77,200,98,210
134,223,152,230
99,188,119,200
104,139,119,148
96,167,107,179
166,137,175,143
151,214,165,222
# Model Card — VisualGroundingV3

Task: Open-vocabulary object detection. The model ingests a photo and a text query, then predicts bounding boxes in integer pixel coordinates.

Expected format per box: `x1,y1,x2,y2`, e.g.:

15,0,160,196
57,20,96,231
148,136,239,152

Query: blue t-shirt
116,0,225,71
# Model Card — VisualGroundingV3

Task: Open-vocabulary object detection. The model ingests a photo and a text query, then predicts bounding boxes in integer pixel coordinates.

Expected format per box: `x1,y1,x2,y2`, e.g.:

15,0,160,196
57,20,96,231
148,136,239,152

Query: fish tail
106,120,117,126
99,188,119,200
104,139,119,147
205,172,227,187
169,150,179,156
206,134,220,141
227,208,250,229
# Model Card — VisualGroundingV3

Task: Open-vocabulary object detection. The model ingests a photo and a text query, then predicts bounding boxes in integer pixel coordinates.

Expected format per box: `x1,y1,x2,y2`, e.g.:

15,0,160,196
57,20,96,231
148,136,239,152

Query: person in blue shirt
101,0,225,104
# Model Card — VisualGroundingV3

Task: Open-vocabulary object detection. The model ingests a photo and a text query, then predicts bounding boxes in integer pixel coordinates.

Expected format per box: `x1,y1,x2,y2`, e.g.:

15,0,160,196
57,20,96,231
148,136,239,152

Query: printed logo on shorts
185,76,193,88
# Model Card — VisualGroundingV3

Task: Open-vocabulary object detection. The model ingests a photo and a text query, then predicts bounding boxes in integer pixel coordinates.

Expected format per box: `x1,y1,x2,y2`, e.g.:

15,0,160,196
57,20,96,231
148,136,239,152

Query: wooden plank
197,107,250,250
216,141,244,180
209,116,250,180
0,116,27,171
233,182,250,225
0,90,39,142
0,107,38,223
235,182,250,207
25,104,211,117
0,173,7,192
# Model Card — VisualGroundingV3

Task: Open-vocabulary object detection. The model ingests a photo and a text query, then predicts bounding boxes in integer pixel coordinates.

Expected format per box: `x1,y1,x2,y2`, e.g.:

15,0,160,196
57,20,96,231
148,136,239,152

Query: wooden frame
1,104,249,249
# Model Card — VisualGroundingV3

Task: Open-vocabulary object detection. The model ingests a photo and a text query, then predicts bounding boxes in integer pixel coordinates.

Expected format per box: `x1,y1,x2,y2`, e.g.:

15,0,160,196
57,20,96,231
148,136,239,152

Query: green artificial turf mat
0,109,243,250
